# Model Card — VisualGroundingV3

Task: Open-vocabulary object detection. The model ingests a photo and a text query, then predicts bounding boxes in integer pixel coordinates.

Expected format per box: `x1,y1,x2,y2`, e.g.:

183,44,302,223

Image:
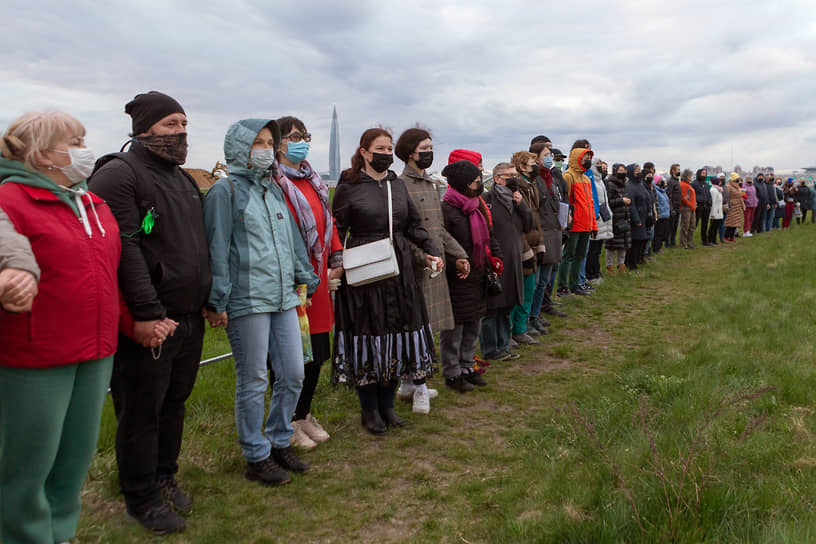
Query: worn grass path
78,225,816,543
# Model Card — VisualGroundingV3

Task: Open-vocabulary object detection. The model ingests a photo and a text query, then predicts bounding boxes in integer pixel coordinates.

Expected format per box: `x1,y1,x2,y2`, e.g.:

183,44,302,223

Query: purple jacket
744,183,758,207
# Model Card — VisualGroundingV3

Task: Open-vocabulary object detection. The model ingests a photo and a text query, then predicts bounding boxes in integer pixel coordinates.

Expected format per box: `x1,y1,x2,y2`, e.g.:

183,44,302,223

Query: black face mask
659,180,667,188
505,177,520,192
527,165,538,178
369,152,393,173
415,151,433,170
581,159,592,170
135,132,188,165
617,172,627,180
465,180,484,198
645,175,654,184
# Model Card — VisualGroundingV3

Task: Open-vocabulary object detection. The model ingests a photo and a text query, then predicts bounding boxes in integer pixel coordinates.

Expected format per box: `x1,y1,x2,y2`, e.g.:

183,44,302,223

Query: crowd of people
0,91,812,542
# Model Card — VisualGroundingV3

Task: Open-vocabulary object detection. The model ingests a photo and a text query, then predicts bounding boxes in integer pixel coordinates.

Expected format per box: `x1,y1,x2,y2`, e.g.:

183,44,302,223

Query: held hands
204,308,229,329
133,318,178,348
623,197,632,205
0,268,38,313
327,267,343,292
424,254,444,271
455,258,470,279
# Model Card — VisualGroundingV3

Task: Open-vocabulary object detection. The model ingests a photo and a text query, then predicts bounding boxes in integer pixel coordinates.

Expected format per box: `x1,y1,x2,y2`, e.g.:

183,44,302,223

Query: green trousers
557,231,590,291
511,272,537,335
0,356,113,544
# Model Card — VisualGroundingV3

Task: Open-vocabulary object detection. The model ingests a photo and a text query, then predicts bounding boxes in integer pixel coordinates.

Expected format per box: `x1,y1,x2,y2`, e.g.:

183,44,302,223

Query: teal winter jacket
203,118,319,319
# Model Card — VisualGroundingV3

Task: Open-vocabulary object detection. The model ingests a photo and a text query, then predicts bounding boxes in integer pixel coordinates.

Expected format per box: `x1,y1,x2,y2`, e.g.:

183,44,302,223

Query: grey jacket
0,208,40,279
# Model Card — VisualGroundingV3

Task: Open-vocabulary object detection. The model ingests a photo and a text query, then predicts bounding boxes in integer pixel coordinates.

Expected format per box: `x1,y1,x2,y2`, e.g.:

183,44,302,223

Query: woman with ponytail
332,128,442,435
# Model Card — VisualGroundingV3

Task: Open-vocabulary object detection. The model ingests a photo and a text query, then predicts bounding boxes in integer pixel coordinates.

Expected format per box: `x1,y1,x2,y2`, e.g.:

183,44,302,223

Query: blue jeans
227,309,304,462
643,226,654,256
764,208,776,231
479,307,513,358
530,263,555,319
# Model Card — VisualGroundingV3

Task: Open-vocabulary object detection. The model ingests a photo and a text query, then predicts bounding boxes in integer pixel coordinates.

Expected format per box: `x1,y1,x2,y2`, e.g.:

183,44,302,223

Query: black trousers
111,314,204,513
668,210,680,246
696,206,711,245
652,218,670,253
708,219,723,243
752,205,765,232
585,239,604,280
625,239,647,270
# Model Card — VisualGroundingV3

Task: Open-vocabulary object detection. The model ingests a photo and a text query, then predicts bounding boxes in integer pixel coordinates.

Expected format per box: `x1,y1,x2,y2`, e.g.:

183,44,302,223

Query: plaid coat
401,166,467,332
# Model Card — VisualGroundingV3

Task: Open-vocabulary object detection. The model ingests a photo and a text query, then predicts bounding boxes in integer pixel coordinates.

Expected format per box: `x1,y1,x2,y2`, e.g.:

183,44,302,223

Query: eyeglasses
284,132,311,143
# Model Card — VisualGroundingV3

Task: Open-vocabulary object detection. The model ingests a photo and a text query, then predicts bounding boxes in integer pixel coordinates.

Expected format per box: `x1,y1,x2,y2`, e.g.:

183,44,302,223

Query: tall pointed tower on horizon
329,105,340,181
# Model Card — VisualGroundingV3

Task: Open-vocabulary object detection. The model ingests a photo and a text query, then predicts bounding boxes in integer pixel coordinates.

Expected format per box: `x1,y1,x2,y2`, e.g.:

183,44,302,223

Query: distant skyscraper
329,105,340,181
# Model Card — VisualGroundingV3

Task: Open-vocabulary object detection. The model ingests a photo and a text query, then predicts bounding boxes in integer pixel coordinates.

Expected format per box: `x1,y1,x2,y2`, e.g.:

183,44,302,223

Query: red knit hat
448,149,482,166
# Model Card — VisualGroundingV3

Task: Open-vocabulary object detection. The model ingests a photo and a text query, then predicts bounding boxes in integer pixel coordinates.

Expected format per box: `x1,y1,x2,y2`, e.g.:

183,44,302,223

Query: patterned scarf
276,160,332,271
443,186,490,267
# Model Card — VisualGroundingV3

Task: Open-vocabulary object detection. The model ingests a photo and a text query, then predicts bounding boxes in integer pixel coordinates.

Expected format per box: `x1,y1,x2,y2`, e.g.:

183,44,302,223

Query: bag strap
342,178,394,251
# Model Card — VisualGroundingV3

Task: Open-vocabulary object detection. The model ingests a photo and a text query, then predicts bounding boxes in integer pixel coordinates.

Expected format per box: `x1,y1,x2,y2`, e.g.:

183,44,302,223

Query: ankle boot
360,409,387,435
618,264,626,273
379,407,406,427
606,265,617,276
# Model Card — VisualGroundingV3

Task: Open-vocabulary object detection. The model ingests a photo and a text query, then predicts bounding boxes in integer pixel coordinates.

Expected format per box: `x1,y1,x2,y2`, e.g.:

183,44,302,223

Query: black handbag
615,218,630,233
486,271,502,296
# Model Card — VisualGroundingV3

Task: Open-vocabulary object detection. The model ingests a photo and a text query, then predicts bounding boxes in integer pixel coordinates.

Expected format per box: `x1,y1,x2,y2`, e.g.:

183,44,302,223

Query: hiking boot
464,371,488,387
127,502,186,535
512,333,540,346
617,264,626,273
412,387,430,414
361,409,388,435
302,414,330,443
157,478,192,515
606,265,617,276
271,446,310,474
245,456,291,486
290,420,317,450
445,374,475,392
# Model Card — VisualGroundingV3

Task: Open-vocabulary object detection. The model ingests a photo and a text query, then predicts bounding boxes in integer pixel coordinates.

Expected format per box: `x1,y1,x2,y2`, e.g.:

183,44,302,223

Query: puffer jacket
562,148,597,233
626,164,650,241
724,179,746,227
203,118,319,318
591,167,613,240
604,167,631,251
797,183,811,210
654,184,671,219
691,170,712,207
744,183,758,207
710,186,724,220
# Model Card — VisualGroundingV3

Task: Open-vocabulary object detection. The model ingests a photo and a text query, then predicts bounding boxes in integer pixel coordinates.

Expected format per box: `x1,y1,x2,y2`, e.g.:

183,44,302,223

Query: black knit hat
442,160,481,192
125,91,186,135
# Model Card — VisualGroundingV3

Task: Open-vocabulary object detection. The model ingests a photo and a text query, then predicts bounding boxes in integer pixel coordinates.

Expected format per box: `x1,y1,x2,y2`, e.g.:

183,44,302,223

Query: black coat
605,176,631,250
754,179,768,206
533,174,563,264
89,143,211,320
626,176,650,241
666,176,682,211
482,187,531,310
441,201,501,323
692,171,712,207
797,184,812,210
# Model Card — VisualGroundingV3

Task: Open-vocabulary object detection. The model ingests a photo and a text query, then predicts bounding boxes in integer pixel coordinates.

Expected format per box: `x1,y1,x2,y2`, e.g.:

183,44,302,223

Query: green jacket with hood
203,119,318,318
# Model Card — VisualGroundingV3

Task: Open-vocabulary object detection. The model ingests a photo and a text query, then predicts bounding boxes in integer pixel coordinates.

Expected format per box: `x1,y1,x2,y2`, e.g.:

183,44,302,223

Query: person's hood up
695,169,706,182
224,118,281,184
626,163,640,182
568,147,593,173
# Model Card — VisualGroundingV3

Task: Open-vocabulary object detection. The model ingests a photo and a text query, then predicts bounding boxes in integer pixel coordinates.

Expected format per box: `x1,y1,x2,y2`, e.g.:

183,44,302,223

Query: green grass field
78,224,816,543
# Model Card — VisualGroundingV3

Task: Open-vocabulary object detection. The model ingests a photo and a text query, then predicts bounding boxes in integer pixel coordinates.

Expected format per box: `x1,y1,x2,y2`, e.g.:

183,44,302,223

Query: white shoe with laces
290,420,317,450
413,385,431,414
302,414,330,442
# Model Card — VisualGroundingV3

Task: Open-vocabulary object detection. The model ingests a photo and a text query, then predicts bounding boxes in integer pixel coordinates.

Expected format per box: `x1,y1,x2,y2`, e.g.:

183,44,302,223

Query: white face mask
54,147,96,185
249,148,276,170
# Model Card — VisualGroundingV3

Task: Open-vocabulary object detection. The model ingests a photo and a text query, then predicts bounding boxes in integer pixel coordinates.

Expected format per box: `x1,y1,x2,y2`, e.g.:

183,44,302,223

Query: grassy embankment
79,225,816,543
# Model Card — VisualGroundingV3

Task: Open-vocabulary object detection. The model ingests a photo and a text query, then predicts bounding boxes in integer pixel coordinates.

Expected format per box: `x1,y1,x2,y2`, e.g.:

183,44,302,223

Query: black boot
360,409,387,434
358,384,387,434
378,381,405,427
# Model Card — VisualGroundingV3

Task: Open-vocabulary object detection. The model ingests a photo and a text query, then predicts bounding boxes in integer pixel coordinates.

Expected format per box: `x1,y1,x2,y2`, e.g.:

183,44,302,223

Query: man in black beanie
88,91,211,535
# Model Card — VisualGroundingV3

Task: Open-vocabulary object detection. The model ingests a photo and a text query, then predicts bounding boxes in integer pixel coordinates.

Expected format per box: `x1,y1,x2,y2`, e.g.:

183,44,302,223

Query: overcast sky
3,0,815,175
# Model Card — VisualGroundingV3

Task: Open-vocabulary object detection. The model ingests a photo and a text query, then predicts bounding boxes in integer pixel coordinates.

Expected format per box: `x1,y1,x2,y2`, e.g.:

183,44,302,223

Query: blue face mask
285,141,310,163
542,155,554,169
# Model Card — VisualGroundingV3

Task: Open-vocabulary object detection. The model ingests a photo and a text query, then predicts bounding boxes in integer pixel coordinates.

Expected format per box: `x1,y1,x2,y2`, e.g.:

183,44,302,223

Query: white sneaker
290,420,317,450
744,231,753,237
428,388,439,399
412,387,430,414
302,414,330,442
397,382,416,402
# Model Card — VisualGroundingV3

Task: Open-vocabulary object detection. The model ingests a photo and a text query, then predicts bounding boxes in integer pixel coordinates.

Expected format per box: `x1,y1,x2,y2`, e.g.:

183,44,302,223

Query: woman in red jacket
275,116,343,449
0,111,121,544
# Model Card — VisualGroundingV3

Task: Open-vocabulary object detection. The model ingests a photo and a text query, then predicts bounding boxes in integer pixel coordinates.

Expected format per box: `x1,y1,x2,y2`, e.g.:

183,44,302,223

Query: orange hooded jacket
562,148,597,232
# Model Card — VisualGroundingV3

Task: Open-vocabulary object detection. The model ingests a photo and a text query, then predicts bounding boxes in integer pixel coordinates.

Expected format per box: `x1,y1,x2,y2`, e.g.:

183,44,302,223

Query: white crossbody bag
342,180,400,286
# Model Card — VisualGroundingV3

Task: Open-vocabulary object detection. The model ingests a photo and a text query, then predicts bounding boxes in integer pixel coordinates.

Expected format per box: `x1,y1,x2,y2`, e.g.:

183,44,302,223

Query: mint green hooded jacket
203,119,318,318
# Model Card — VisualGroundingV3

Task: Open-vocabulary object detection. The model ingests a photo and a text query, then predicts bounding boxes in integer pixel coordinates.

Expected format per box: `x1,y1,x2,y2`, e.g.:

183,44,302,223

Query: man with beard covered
89,92,211,535
665,164,682,247
692,169,712,246
752,172,769,233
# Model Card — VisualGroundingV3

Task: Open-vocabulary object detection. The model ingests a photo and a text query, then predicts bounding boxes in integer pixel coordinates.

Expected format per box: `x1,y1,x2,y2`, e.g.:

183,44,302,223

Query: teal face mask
285,141,310,163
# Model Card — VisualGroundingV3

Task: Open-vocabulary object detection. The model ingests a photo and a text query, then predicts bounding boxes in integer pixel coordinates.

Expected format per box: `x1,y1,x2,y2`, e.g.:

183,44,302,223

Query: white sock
415,383,428,394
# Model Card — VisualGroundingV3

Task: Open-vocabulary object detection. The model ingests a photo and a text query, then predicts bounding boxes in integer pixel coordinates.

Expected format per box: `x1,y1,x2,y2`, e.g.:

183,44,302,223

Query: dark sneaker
246,456,292,486
485,351,511,361
463,371,488,387
528,319,548,334
445,374,475,392
541,306,568,318
512,333,540,346
271,446,310,474
571,287,591,296
556,288,570,297
158,478,192,515
526,327,541,337
508,338,520,349
506,351,521,360
127,502,186,535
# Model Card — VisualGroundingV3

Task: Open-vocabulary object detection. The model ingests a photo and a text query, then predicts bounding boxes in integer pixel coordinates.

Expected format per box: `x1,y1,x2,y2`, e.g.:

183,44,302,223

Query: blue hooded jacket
203,118,318,318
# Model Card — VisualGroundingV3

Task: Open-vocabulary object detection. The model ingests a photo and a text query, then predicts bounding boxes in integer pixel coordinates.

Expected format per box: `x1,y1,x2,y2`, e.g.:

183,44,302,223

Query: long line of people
1,94,813,542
